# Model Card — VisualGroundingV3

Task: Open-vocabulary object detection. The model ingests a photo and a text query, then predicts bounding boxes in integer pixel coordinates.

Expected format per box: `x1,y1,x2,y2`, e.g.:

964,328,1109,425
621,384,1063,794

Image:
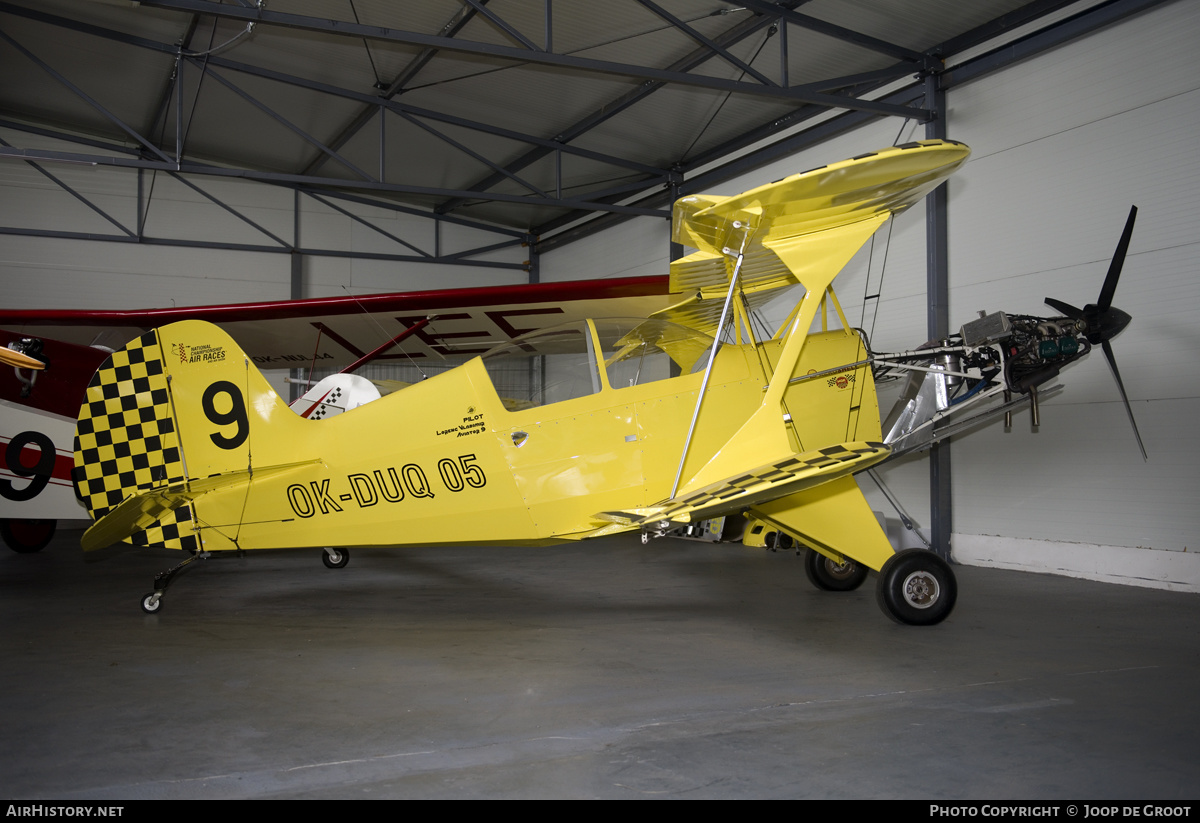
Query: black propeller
1044,205,1147,460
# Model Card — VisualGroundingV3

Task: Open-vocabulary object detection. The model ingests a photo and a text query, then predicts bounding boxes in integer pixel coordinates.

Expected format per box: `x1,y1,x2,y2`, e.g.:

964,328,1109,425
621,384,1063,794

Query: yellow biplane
64,137,1144,626
69,139,976,624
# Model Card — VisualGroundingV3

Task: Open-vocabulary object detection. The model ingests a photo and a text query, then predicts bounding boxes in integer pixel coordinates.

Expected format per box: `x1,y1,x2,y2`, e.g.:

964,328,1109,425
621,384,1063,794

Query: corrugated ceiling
0,0,1075,236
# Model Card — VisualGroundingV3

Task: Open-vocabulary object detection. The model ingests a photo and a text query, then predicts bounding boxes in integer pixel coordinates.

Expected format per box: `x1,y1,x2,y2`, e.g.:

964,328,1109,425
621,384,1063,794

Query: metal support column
526,234,539,284
289,242,304,403
925,70,952,562
667,174,685,263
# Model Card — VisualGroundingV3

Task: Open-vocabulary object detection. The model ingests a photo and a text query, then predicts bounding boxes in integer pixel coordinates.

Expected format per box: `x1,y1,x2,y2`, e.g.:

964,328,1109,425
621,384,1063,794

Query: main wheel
1,518,56,553
322,548,349,569
804,548,868,591
764,531,794,551
876,549,957,625
141,592,163,614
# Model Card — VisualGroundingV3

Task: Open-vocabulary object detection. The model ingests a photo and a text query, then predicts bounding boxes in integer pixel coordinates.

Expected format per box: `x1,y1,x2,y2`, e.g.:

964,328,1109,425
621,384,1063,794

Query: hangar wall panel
944,0,1200,583
0,129,528,312
540,211,669,283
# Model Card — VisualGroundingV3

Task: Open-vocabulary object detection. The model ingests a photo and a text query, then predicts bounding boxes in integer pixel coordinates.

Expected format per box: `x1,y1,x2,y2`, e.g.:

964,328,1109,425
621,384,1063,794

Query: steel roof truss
0,146,669,218
0,29,174,166
460,0,543,52
301,190,433,259
164,170,291,248
434,3,803,215
0,2,667,184
0,136,136,239
736,0,928,65
633,0,778,87
134,0,927,117
392,109,551,198
195,62,375,182
306,2,487,175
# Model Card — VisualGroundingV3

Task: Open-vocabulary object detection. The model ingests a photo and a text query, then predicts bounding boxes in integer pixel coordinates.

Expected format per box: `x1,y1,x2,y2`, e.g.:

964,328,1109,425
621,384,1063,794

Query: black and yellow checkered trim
658,441,888,521
72,330,199,552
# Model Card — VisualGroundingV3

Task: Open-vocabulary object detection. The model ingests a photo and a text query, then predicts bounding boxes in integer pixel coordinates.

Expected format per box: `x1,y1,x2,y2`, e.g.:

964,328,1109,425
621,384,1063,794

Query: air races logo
827,372,855,390
171,342,227,365
804,367,857,390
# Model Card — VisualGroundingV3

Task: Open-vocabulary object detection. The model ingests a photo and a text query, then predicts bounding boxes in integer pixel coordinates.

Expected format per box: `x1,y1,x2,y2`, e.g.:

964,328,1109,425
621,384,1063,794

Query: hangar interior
1,0,1198,800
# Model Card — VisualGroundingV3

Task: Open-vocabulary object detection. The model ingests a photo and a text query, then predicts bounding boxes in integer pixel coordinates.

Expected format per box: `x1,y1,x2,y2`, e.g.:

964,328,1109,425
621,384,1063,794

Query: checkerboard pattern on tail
72,329,199,552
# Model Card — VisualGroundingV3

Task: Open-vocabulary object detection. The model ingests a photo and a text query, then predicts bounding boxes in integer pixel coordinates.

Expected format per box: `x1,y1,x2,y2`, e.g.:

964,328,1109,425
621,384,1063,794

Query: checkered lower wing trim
648,441,890,525
72,330,198,552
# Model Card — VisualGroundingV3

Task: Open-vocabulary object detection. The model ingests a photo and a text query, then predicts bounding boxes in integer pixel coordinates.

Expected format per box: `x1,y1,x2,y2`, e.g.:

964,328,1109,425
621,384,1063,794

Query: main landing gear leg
140,551,210,614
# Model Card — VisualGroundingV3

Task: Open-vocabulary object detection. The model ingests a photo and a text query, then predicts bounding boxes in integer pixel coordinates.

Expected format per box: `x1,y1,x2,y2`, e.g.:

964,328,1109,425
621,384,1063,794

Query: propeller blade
1044,297,1084,319
1101,340,1147,461
1098,205,1137,311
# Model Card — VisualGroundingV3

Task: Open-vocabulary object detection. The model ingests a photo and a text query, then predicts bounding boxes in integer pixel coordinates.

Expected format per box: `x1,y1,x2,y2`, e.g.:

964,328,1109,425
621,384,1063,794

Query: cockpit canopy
481,318,714,410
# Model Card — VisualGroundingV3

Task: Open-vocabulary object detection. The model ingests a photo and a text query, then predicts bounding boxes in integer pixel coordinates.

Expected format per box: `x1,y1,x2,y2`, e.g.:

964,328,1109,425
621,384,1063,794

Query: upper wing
0,275,671,370
655,140,970,334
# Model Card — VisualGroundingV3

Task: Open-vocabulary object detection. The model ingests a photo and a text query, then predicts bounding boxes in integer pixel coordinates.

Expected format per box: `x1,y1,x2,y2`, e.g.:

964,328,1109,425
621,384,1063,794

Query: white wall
943,0,1200,588
0,130,529,312
539,210,670,283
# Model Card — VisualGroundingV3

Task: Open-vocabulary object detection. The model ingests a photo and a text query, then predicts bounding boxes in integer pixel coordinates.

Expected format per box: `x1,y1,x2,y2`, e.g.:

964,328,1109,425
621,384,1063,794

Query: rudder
73,328,197,551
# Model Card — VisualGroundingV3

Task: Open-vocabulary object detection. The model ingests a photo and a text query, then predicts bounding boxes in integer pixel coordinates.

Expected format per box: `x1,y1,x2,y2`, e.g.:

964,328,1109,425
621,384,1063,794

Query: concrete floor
2,527,1198,800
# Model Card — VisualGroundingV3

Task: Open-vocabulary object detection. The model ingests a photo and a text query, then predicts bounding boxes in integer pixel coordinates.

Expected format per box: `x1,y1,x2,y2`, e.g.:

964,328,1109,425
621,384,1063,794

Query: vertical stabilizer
73,321,298,551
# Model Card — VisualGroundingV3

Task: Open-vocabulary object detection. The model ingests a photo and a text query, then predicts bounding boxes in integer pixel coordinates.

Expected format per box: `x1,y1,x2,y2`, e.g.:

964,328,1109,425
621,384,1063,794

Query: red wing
1,275,671,370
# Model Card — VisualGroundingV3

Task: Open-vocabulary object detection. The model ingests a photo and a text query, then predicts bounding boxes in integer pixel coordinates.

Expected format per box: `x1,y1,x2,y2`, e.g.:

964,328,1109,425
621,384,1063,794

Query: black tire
764,531,794,551
322,548,349,569
1,518,56,553
875,549,957,625
141,592,163,614
804,548,868,591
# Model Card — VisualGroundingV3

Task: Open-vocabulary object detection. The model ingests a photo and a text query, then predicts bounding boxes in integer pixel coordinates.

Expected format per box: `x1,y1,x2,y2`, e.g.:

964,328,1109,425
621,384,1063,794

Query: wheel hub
901,571,940,609
826,560,856,580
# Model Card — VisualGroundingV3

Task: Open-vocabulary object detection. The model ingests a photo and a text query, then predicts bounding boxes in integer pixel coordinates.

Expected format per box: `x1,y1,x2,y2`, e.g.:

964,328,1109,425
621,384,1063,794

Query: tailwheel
322,547,349,569
876,548,957,625
138,551,208,614
804,548,868,592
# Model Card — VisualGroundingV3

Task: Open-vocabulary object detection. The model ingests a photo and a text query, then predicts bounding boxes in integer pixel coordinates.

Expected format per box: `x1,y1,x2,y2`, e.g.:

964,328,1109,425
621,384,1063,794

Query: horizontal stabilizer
81,483,191,552
80,459,320,552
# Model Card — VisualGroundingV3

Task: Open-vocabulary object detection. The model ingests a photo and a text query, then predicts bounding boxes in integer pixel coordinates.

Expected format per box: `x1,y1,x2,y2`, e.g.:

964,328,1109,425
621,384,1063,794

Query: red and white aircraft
0,275,671,551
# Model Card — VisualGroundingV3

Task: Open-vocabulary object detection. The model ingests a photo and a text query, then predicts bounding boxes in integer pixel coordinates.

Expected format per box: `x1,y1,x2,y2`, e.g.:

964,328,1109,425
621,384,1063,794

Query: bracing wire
893,118,918,146
858,215,894,343
340,286,431,379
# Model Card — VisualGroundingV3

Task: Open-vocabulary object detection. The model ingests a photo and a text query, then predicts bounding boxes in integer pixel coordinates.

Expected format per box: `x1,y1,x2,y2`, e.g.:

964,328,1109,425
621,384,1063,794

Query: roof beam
0,28,174,165
0,116,528,238
134,0,927,117
434,2,805,215
633,0,778,87
735,0,928,64
533,0,1174,251
0,146,669,218
942,0,1172,87
305,1,488,176
459,0,542,51
0,2,671,186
